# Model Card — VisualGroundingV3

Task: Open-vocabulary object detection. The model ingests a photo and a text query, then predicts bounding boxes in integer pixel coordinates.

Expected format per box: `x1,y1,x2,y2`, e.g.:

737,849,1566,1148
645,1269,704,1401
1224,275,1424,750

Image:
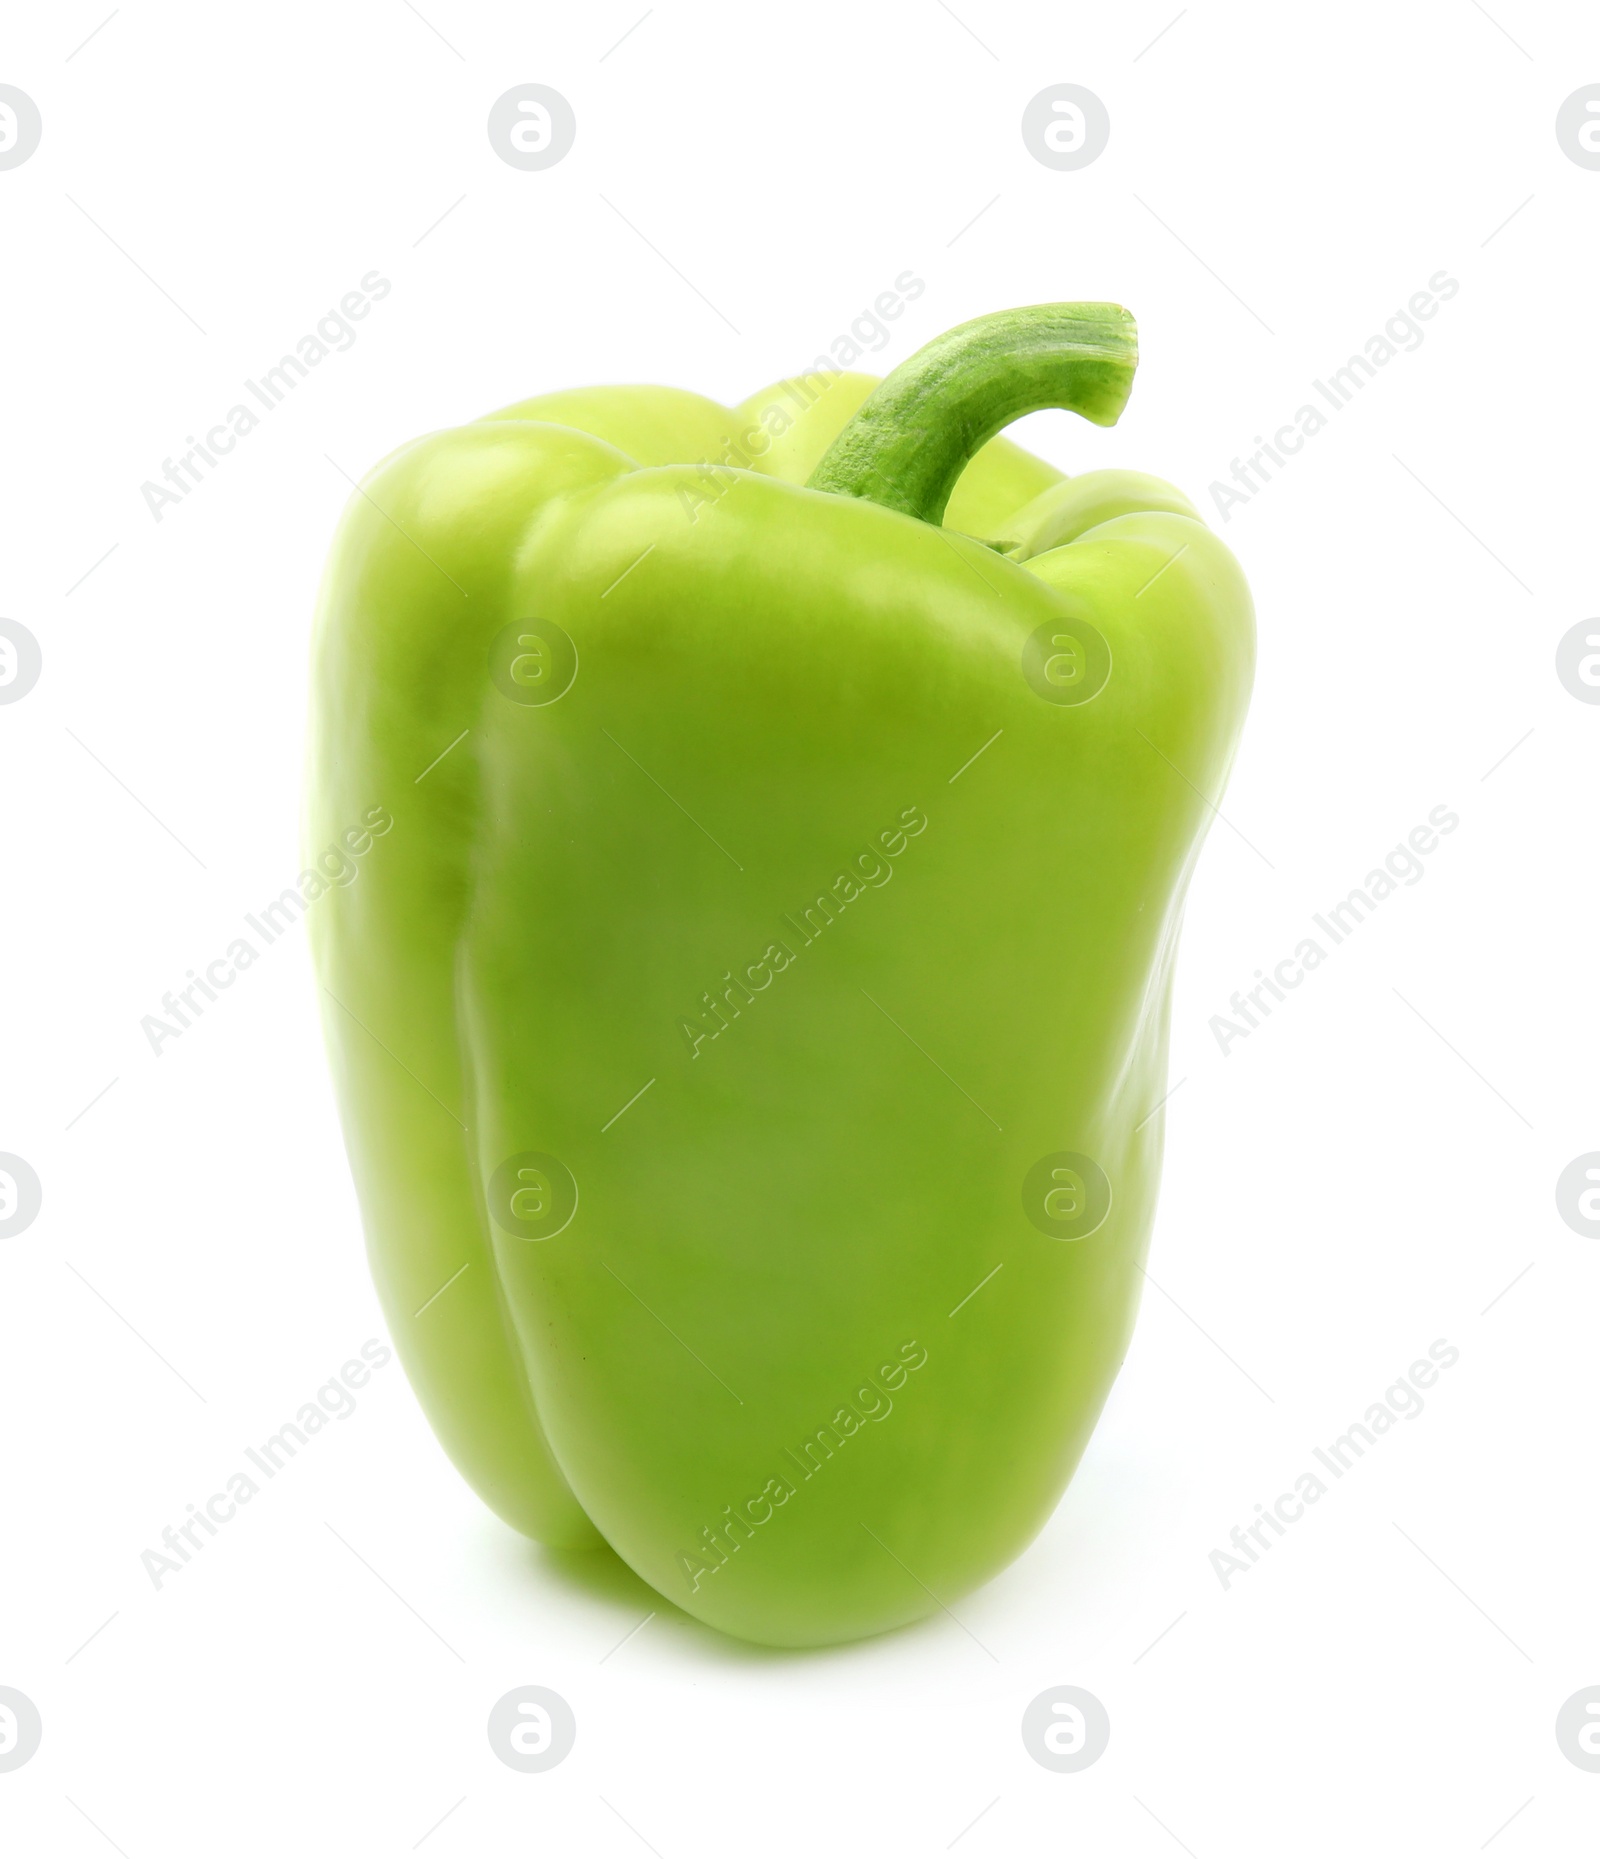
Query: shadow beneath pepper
533,1538,665,1615
523,1534,944,1667
528,1538,779,1663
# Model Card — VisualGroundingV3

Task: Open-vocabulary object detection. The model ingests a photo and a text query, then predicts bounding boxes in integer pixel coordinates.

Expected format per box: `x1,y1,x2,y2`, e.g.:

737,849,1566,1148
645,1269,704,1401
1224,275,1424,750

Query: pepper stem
805,304,1138,527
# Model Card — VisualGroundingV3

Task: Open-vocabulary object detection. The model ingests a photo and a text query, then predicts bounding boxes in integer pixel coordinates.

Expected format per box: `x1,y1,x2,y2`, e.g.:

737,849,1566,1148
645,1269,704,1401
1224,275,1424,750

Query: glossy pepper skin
308,305,1253,1648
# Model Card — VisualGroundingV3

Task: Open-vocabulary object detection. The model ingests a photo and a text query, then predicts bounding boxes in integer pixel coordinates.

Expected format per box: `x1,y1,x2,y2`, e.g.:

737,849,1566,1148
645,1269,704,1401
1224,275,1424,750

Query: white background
2,1,1596,1852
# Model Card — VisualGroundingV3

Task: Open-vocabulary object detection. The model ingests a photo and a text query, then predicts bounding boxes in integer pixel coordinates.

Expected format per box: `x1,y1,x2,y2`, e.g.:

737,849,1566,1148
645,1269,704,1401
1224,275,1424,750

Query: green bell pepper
308,303,1254,1648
